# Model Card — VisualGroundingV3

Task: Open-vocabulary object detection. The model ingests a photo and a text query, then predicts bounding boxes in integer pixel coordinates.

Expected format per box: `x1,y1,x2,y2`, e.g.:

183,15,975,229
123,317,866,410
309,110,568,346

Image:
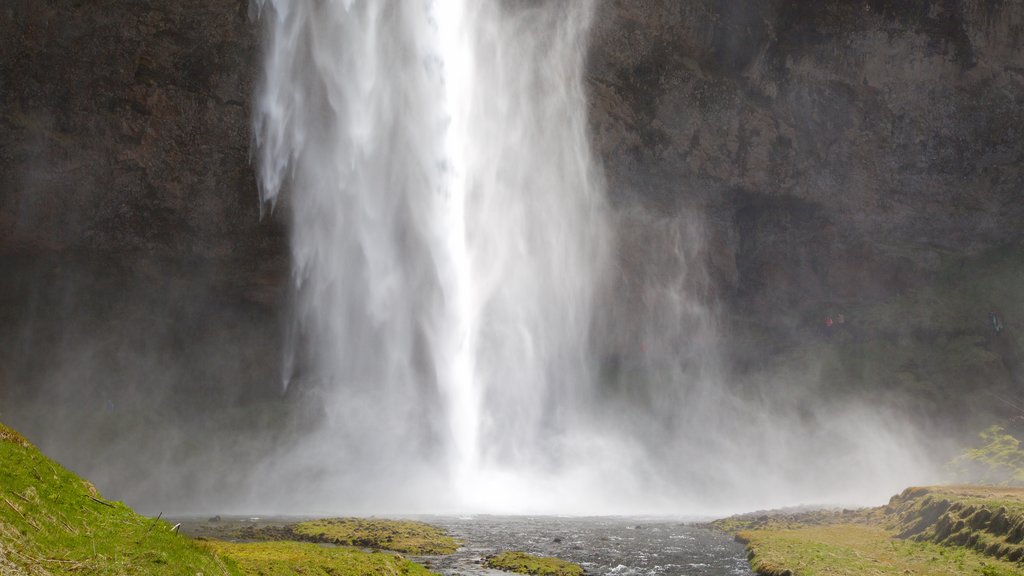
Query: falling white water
250,0,941,514
252,0,615,511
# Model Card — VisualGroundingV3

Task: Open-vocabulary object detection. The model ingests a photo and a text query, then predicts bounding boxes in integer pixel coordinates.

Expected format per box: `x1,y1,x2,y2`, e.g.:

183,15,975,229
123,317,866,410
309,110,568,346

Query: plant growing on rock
948,426,1024,486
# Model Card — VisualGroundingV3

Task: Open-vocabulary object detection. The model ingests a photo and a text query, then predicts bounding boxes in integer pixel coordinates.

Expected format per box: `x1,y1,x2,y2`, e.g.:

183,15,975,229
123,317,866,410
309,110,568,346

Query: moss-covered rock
203,540,440,576
484,551,584,576
293,518,460,555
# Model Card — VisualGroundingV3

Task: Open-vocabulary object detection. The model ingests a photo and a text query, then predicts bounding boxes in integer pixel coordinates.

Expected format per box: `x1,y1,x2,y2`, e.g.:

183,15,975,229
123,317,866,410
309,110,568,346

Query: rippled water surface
415,517,752,576
177,515,752,576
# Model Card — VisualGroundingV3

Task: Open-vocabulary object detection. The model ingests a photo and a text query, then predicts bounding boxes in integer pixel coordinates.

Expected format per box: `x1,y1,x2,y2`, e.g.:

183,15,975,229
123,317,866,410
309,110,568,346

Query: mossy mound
0,421,240,575
888,486,1024,563
293,518,460,555
203,540,439,576
718,485,1024,576
484,551,584,576
738,524,1021,576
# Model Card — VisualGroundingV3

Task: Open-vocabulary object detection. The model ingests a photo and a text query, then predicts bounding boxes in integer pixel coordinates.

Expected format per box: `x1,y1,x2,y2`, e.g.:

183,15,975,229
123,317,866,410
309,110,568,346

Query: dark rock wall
0,0,287,500
2,0,1021,332
1,0,1023,506
0,0,273,258
589,0,1024,312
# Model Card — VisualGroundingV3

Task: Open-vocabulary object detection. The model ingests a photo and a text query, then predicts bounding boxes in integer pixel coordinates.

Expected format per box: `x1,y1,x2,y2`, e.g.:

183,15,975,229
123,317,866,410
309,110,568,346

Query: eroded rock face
589,0,1024,312
0,1,288,498
0,1,278,257
2,0,1022,321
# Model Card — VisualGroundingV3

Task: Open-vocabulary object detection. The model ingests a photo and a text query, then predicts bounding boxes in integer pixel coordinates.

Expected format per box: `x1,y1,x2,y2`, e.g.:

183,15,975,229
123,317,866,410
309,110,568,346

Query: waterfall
252,0,611,511
250,0,937,514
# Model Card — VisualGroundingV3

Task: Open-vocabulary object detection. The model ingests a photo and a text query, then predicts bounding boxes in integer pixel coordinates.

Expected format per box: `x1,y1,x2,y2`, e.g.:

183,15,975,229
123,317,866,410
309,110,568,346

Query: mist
2,0,1021,518
236,0,945,515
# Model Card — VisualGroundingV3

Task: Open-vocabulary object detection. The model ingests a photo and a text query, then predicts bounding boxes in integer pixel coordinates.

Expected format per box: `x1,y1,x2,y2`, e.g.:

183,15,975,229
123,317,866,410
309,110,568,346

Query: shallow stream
178,515,752,576
417,516,752,576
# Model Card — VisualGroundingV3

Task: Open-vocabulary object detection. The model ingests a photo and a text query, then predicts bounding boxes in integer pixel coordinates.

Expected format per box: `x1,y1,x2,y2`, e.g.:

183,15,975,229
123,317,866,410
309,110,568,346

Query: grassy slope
484,551,584,576
0,421,449,576
888,486,1024,561
716,486,1024,576
0,422,240,575
740,525,1019,576
293,518,461,555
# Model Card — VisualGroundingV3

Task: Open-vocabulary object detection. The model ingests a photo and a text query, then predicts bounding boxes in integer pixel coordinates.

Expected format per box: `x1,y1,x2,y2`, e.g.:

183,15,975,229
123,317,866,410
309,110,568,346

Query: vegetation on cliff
484,551,584,576
949,426,1024,485
715,486,1024,576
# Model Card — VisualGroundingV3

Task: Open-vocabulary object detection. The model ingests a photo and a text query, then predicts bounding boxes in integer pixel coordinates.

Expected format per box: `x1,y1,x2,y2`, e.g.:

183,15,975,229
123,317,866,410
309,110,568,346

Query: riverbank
2,420,649,575
711,485,1024,575
0,420,465,575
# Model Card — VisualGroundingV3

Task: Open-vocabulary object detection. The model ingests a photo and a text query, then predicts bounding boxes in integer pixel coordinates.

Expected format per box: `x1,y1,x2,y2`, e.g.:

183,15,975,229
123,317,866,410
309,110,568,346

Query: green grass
0,421,241,575
739,524,1022,576
484,551,584,576
203,540,440,576
293,518,460,555
719,486,1024,576
0,421,454,575
920,486,1024,517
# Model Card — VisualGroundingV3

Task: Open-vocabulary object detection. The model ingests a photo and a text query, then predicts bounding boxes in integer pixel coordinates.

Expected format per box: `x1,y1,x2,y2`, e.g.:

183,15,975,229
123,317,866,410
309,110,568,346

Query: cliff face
0,1,287,498
0,0,272,260
589,0,1024,312
2,0,1022,319
1,1,1023,506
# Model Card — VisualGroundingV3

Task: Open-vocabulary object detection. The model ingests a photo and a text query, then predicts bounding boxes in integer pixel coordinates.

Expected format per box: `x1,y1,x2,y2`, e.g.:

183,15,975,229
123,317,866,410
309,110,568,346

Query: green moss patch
484,551,584,576
203,540,439,576
293,518,460,555
0,422,240,575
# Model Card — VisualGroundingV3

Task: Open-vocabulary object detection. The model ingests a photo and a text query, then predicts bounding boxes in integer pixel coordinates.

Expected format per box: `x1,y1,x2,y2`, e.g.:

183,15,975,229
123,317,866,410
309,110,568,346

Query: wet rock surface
588,0,1024,313
0,0,270,258
2,0,1021,323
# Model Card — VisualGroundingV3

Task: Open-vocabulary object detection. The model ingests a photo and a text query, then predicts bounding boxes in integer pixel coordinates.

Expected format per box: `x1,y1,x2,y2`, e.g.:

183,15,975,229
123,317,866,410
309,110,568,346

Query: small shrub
948,426,1024,486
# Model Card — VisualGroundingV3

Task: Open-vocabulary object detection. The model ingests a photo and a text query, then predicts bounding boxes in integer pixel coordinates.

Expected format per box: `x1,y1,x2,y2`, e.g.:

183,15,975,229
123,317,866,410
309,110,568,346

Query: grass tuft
293,518,460,555
203,540,440,576
484,551,584,576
